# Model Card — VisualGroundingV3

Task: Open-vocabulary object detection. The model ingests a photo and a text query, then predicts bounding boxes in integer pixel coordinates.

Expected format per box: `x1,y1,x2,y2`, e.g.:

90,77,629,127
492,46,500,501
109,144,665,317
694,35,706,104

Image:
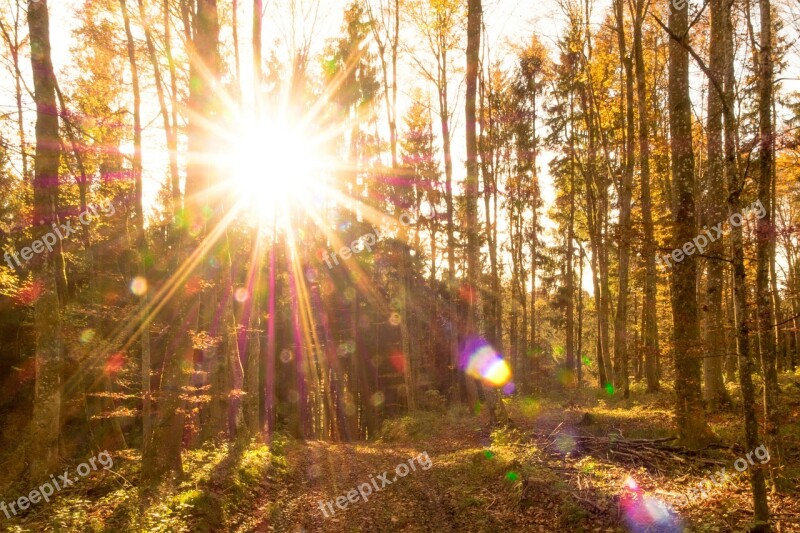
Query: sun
226,116,324,223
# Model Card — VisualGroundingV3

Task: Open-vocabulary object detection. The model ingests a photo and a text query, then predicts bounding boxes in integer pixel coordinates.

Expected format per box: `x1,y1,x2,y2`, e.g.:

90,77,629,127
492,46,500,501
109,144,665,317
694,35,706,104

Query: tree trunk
253,0,262,109
667,0,710,447
26,0,63,480
722,0,771,524
565,92,575,376
612,0,634,399
137,0,178,217
164,0,181,222
632,0,660,393
465,0,481,332
756,0,782,481
0,8,28,182
121,0,154,448
703,0,732,410
145,0,220,482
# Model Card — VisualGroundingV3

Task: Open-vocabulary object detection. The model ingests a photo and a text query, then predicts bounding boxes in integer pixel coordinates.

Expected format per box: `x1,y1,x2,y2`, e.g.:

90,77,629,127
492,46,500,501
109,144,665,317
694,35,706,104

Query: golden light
226,116,324,223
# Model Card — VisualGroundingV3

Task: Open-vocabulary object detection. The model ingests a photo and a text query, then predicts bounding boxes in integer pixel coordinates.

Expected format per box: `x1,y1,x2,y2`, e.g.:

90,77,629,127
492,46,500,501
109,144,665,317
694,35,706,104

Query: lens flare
130,276,148,296
461,338,512,387
234,287,249,303
621,476,684,532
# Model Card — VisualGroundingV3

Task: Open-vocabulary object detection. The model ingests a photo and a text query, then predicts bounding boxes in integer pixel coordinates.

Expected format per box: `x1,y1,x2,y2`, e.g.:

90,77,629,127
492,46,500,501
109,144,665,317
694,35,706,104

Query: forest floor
2,372,800,533
235,375,800,533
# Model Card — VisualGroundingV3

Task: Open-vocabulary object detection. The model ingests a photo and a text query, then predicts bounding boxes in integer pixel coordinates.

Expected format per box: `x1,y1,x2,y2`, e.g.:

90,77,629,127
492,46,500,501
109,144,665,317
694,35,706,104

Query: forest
0,0,799,531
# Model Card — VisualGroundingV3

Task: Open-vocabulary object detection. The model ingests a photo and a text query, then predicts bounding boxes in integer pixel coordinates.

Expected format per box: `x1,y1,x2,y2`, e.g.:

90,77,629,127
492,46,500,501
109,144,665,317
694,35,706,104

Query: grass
1,438,288,533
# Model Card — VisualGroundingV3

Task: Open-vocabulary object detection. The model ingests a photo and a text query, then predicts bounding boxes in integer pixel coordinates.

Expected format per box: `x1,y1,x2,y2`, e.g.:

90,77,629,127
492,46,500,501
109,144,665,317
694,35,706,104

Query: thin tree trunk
465,0,481,333
566,92,575,375
121,0,153,447
703,0,731,410
164,0,181,222
138,0,178,218
633,0,659,393
253,0,262,110
529,86,538,388
577,245,584,384
722,0,770,523
756,0,782,481
0,8,28,182
613,0,634,398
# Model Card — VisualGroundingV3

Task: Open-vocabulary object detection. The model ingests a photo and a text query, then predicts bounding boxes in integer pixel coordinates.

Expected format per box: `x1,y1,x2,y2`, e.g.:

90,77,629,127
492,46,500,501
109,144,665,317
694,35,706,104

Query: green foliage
7,442,285,532
557,499,590,529
489,425,525,447
378,412,439,442
420,388,447,412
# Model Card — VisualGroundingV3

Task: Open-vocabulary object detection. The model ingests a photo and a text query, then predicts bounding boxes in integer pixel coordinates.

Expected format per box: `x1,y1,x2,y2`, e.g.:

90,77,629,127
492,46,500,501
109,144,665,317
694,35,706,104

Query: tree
612,0,634,399
27,0,64,481
703,0,732,410
366,0,400,168
144,0,224,481
465,0,480,331
756,0,782,479
667,0,710,447
406,0,463,399
0,2,28,183
120,0,154,447
631,0,659,393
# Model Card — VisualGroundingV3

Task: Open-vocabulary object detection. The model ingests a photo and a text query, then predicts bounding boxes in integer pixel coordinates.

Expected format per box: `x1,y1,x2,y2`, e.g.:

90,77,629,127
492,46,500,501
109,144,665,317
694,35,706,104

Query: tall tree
631,0,659,392
465,0,481,331
27,0,64,480
144,0,223,480
137,0,179,221
407,0,462,398
667,0,709,447
120,0,153,447
366,0,400,168
612,0,634,398
756,0,782,477
703,0,732,410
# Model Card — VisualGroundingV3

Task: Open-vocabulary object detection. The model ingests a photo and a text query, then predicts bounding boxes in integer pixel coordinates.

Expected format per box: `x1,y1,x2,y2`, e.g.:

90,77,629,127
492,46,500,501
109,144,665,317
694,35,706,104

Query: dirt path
239,413,624,533
229,388,800,533
246,428,480,532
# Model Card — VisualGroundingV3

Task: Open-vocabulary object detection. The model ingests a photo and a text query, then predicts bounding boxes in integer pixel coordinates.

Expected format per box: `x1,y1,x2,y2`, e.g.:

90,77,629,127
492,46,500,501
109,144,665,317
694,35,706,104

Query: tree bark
722,0,770,524
632,0,659,393
667,0,709,447
465,0,481,332
613,0,634,398
26,0,64,481
756,0,782,480
703,0,732,410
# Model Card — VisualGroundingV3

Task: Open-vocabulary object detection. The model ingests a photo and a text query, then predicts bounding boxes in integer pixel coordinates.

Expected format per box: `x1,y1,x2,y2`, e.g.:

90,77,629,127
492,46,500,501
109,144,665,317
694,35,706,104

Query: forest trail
2,386,798,532
225,386,800,533
238,404,634,533
249,440,462,532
